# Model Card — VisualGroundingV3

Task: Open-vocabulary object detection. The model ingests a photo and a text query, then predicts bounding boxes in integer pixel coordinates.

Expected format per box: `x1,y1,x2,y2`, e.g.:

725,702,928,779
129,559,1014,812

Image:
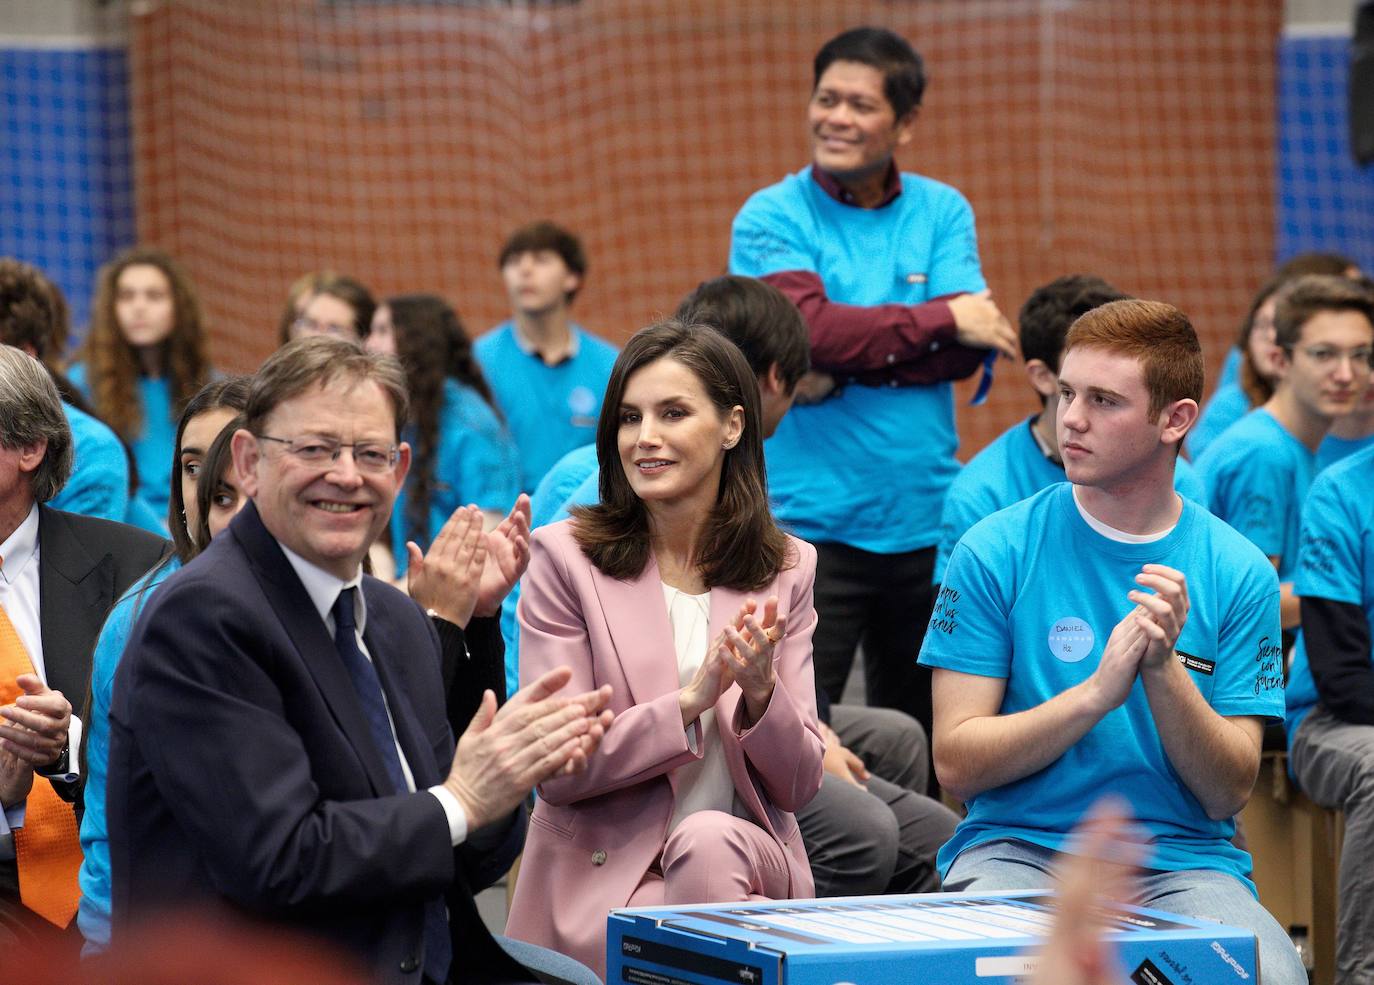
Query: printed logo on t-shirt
1048,617,1094,663
1176,650,1215,676
568,385,598,427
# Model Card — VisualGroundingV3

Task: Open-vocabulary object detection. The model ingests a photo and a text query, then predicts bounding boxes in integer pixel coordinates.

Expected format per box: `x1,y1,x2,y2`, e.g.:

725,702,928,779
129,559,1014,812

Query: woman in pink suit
506,320,824,978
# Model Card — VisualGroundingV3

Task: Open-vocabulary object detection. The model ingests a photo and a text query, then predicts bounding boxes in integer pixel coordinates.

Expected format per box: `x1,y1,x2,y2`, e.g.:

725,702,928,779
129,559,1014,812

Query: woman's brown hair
386,293,501,548
81,246,211,441
1237,275,1284,408
571,319,793,591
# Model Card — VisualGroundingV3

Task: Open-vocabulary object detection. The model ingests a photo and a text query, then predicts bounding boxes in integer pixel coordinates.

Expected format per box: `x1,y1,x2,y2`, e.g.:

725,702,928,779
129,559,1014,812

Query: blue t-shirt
936,417,1206,582
68,364,178,534
390,379,521,577
1317,430,1374,472
78,558,181,951
501,443,601,699
1218,345,1242,390
51,401,130,522
730,165,986,552
1285,445,1374,742
473,322,618,494
1189,381,1250,462
920,484,1282,891
1194,408,1318,580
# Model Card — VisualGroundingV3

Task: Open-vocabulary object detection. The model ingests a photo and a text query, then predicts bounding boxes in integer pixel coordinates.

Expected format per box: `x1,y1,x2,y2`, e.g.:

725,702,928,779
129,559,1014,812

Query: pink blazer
504,520,824,978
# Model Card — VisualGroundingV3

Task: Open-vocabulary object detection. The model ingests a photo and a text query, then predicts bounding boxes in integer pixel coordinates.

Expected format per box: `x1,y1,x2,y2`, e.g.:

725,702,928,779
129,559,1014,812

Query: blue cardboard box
607,892,1259,984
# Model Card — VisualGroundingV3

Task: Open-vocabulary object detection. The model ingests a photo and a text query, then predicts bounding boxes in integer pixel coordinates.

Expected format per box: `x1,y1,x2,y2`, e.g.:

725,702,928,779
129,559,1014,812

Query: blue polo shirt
920,484,1282,892
936,416,1207,582
1285,444,1374,741
1193,408,1317,581
390,379,520,577
474,322,617,494
730,165,985,553
52,401,130,523
68,363,178,534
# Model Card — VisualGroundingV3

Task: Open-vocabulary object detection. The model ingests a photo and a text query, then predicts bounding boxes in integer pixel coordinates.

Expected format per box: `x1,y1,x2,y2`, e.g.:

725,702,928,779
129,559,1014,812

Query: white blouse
662,583,741,832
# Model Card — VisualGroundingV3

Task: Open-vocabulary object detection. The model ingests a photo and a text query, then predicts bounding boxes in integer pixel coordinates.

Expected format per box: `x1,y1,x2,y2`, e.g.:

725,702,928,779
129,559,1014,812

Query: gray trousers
1290,706,1374,985
797,705,959,897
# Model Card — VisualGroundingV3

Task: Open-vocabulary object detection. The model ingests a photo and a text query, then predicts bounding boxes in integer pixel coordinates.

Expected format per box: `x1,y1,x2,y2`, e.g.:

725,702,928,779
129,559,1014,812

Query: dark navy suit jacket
106,502,527,984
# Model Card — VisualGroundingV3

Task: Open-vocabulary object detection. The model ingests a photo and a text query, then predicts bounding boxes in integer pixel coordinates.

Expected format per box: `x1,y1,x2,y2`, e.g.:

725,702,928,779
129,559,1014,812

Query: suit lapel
587,555,682,709
230,504,398,798
36,506,111,714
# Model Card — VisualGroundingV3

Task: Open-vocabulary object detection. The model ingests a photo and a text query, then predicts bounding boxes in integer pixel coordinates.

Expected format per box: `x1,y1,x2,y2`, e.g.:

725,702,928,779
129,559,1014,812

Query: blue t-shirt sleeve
1210,573,1285,720
52,415,130,523
925,187,986,297
729,192,816,278
444,426,521,514
1172,458,1206,505
1209,451,1292,562
1296,471,1362,606
918,537,1012,678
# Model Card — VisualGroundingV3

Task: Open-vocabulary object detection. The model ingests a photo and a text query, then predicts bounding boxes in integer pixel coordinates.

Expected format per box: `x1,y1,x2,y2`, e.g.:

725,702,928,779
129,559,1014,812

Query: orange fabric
0,598,81,927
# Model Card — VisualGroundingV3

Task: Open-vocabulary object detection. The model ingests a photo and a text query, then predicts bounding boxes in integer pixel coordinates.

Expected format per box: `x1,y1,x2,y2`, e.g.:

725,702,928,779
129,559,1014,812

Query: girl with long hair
1190,276,1284,459
77,376,251,952
505,320,823,979
70,247,212,532
365,294,519,574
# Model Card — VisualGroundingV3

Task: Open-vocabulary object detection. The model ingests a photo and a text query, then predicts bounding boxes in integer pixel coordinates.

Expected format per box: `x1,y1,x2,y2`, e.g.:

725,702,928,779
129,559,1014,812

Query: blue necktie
332,588,452,982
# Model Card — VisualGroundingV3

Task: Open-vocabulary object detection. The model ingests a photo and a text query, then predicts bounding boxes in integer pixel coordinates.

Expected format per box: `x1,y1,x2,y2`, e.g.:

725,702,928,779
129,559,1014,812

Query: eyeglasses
257,435,398,473
1290,345,1374,369
292,316,355,338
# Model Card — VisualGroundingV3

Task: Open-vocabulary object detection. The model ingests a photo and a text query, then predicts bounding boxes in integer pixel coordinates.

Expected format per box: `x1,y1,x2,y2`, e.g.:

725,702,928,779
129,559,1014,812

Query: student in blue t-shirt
936,274,1205,583
69,247,213,534
920,298,1304,984
1285,444,1374,981
365,294,520,576
1194,275,1374,630
728,26,1018,744
474,221,618,494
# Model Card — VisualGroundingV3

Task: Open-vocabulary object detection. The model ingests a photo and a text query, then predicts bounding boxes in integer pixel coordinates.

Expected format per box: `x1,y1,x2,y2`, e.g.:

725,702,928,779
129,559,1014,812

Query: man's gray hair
0,345,73,503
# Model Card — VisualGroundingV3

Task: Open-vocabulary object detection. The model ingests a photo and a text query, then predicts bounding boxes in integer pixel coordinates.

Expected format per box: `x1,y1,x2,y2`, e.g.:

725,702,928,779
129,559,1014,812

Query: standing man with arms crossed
919,300,1304,982
729,27,1017,750
107,337,612,985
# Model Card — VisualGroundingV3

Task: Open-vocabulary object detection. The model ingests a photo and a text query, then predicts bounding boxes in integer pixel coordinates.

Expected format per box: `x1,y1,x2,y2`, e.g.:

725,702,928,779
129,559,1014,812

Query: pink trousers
626,810,791,906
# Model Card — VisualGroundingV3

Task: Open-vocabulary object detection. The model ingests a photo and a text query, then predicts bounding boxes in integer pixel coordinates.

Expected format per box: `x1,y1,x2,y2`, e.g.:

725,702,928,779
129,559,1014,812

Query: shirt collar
511,321,582,363
279,543,366,636
810,161,903,208
0,505,40,586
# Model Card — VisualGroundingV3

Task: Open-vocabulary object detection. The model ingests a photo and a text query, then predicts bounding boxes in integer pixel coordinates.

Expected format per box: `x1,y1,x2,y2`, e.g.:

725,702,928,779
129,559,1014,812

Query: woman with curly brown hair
69,247,212,532
365,293,519,574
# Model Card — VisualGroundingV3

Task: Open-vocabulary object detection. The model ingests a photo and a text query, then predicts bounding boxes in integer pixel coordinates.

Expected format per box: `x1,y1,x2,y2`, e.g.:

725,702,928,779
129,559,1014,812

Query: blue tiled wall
0,45,135,339
1278,32,1374,272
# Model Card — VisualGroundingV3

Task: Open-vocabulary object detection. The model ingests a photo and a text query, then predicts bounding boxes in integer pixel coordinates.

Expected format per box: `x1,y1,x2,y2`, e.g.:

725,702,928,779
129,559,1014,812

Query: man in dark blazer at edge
0,345,168,947
107,337,614,985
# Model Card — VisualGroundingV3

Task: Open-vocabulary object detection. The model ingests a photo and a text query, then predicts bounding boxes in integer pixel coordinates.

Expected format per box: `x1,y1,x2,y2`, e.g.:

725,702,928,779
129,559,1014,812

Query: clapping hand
407,504,486,627
0,674,71,769
474,495,532,618
722,596,784,724
1128,564,1190,668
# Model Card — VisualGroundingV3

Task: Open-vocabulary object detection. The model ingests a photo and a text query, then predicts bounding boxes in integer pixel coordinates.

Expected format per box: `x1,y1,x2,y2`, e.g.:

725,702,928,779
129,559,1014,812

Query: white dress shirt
279,545,468,846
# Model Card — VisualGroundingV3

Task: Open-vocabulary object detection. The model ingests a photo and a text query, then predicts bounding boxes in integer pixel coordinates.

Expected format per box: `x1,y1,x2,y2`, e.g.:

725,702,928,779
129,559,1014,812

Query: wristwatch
34,737,70,778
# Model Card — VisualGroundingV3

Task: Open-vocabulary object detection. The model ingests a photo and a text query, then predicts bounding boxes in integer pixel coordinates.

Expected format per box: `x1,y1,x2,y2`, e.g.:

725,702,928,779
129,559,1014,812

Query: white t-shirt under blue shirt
919,483,1282,893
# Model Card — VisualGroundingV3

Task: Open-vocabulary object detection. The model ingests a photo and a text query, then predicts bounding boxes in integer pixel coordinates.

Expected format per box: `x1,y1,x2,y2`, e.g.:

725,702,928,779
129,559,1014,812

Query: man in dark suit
108,337,612,985
0,344,167,945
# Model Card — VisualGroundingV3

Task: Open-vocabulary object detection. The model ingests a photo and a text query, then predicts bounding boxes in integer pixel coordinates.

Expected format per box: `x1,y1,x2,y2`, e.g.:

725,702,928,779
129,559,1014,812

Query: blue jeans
944,838,1306,985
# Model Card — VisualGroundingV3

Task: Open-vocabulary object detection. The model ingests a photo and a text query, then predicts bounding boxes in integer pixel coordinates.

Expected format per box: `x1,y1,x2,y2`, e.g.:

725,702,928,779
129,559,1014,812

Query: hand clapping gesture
678,596,785,728
1128,564,1190,668
407,504,487,627
474,495,532,618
